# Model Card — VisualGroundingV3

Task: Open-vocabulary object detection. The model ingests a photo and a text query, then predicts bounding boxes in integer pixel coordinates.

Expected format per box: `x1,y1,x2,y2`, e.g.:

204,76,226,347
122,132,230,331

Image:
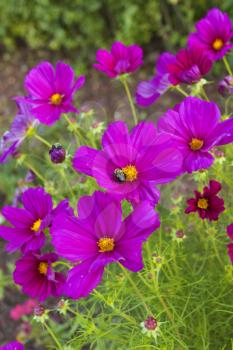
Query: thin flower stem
63,113,82,145
201,86,209,101
34,133,52,148
24,160,47,183
43,322,63,350
223,56,233,76
59,168,75,198
118,263,152,316
175,85,189,97
121,78,138,125
52,261,72,269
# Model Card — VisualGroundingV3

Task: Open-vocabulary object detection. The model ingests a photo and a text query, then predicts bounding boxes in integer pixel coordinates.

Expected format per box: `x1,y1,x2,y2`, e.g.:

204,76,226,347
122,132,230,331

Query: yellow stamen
197,198,208,209
31,218,42,232
122,164,138,182
189,138,204,151
212,38,224,51
38,262,48,275
97,237,115,253
50,93,63,105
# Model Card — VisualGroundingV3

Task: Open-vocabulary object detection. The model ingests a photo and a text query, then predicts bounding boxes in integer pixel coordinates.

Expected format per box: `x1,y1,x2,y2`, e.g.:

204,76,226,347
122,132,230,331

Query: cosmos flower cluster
1,8,233,348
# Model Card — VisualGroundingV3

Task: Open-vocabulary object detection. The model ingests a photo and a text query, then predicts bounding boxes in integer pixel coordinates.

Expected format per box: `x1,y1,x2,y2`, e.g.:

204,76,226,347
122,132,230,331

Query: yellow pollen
212,38,224,51
38,262,48,275
97,237,115,253
122,164,138,182
189,138,204,151
50,93,63,105
31,219,42,232
197,198,208,209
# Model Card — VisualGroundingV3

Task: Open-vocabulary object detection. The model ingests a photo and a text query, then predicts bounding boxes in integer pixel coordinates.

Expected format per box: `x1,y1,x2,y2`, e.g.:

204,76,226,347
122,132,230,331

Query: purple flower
136,52,175,106
185,180,224,221
0,187,73,253
93,41,143,78
13,252,65,302
0,342,24,350
188,8,233,61
0,101,38,164
23,61,85,125
167,45,212,85
227,224,233,264
218,76,233,96
73,121,183,206
158,97,233,173
51,191,160,299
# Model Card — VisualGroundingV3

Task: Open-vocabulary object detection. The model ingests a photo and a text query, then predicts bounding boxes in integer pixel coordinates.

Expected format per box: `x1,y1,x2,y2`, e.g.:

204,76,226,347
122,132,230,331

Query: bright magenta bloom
73,121,183,206
52,191,160,299
188,8,233,60
0,187,73,253
13,252,65,302
185,180,224,221
23,61,85,125
93,41,143,78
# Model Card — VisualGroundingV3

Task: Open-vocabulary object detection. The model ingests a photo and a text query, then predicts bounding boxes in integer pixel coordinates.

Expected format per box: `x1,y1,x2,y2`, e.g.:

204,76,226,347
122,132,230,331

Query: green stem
24,160,47,183
44,322,63,350
53,261,72,269
175,85,189,97
223,56,233,76
118,263,152,315
63,114,82,145
201,86,209,101
34,133,52,148
121,78,138,125
59,168,75,198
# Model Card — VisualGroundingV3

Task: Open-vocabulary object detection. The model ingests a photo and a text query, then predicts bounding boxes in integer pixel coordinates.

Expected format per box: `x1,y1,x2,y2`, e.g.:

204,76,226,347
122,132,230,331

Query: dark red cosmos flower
185,180,224,221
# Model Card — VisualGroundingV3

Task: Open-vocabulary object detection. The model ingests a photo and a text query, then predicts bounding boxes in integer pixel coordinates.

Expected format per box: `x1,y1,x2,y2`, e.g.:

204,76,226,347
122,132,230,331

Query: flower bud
176,230,185,238
218,76,233,96
144,316,158,330
34,304,45,317
49,143,66,164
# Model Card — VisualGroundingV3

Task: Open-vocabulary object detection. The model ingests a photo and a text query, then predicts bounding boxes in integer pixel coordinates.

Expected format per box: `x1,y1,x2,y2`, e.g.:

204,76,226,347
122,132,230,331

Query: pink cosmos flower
73,121,183,206
185,180,224,221
0,187,73,253
188,8,233,60
51,191,160,299
23,61,85,125
93,41,143,78
13,252,65,302
10,299,38,320
158,97,233,173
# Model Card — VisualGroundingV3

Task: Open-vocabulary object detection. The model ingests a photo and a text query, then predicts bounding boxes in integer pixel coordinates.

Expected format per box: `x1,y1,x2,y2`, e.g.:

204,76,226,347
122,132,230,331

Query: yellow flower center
97,237,115,253
189,138,204,151
212,38,224,51
50,93,63,105
38,262,48,275
122,164,138,182
31,218,42,232
197,198,208,209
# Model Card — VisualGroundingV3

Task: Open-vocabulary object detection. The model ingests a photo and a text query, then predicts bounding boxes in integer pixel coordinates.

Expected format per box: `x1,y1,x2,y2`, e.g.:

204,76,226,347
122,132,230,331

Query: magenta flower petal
188,8,233,60
13,252,65,302
158,97,233,173
0,341,24,350
64,258,105,299
94,41,143,78
23,61,85,125
227,223,233,240
228,243,233,264
21,187,53,219
2,206,34,228
73,121,183,204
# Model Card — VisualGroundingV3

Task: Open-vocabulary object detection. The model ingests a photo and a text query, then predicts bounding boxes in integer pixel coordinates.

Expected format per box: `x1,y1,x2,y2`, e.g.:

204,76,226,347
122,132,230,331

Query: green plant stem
44,322,63,350
201,86,209,101
24,160,47,183
223,56,233,76
121,78,138,125
118,263,152,315
175,85,189,97
53,261,72,269
59,168,75,198
63,113,82,145
34,133,52,148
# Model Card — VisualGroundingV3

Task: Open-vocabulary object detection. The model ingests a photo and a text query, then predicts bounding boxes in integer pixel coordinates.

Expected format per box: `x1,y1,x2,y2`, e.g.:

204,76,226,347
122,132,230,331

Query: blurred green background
0,0,232,67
